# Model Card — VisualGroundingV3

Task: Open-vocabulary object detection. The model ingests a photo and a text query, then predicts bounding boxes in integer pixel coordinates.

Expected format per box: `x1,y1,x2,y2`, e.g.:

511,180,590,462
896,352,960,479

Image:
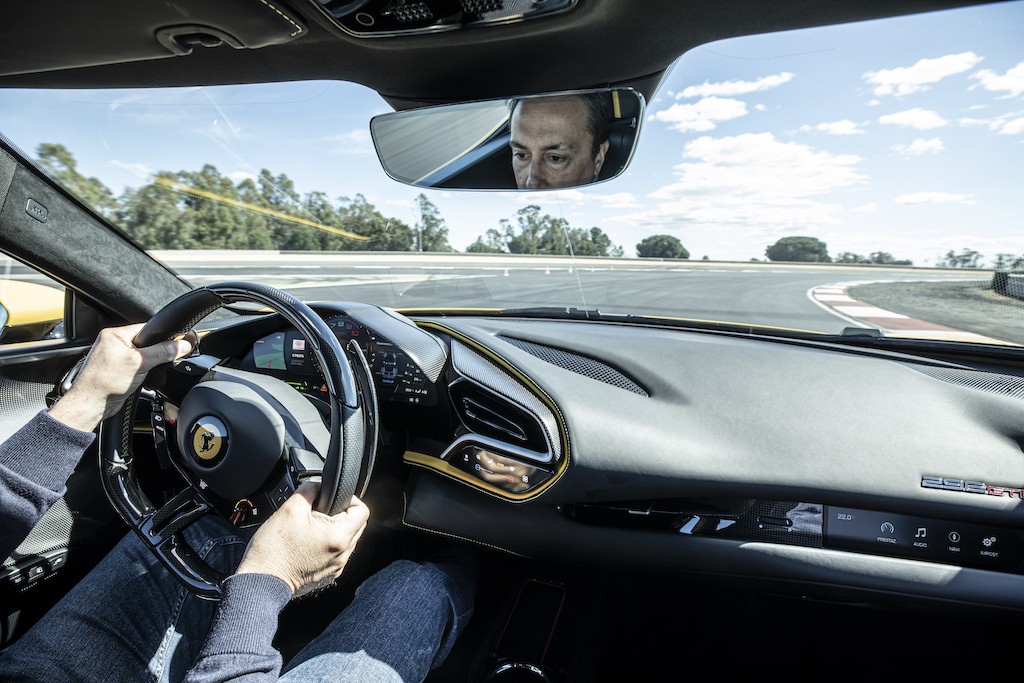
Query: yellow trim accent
642,314,824,336
404,451,546,502
406,320,571,501
154,178,369,241
396,307,822,336
394,307,503,315
611,90,621,119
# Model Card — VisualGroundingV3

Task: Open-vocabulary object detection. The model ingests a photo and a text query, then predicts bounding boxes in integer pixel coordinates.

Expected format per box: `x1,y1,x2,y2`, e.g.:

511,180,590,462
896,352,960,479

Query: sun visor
0,0,307,77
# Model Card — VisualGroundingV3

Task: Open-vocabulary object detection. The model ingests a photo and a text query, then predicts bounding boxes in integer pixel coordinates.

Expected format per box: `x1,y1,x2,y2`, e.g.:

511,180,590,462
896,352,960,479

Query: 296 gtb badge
922,475,1024,499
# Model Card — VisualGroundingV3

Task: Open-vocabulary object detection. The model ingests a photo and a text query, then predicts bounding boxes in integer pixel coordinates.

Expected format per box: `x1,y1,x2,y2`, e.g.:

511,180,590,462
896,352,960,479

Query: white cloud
754,103,767,112
650,97,748,132
608,133,864,233
227,171,258,184
958,111,1024,134
867,99,882,107
323,129,374,155
799,120,867,135
1000,117,1024,135
895,192,976,205
507,189,641,210
109,160,153,180
865,51,983,96
878,108,948,130
853,203,879,214
677,72,794,99
970,60,1024,97
891,137,944,156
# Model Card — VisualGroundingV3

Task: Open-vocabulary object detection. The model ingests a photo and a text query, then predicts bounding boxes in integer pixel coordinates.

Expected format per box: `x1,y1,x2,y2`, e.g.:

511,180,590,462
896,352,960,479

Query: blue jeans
0,517,475,682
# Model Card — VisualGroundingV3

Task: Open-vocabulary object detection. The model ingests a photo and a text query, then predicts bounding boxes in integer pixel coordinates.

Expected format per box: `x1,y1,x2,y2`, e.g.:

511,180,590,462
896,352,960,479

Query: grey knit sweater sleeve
0,410,95,559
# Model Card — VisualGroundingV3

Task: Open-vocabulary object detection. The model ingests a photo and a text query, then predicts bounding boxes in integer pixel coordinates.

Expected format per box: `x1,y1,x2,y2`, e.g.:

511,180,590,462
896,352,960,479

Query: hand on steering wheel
98,282,378,599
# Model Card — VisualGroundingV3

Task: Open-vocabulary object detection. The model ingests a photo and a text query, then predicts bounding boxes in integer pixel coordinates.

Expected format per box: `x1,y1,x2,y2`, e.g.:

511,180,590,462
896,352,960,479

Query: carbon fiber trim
911,365,1024,400
450,339,561,462
335,303,448,382
498,335,648,396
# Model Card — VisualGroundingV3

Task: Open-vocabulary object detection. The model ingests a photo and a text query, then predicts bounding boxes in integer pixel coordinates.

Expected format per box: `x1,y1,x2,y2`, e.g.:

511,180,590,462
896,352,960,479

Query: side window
0,254,65,345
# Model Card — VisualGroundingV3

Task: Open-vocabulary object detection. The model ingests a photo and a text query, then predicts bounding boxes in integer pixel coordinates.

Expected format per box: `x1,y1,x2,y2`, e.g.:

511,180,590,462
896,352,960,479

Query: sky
0,1,1022,266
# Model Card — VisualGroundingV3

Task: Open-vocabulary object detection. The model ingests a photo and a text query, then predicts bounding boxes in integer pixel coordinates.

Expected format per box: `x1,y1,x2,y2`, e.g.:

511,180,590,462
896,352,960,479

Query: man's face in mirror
510,95,611,189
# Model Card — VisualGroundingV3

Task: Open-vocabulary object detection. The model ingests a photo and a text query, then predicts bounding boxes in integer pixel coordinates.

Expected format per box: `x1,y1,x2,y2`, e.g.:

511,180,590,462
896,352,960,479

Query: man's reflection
471,448,535,493
509,93,612,189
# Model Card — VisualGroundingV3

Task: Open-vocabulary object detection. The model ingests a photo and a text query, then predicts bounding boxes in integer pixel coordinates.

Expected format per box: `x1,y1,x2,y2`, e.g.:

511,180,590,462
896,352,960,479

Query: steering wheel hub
189,415,228,464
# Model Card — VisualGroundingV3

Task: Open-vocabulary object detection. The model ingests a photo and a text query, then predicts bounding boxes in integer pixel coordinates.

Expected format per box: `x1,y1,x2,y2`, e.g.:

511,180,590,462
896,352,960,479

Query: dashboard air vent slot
498,336,648,397
460,396,527,442
450,380,550,456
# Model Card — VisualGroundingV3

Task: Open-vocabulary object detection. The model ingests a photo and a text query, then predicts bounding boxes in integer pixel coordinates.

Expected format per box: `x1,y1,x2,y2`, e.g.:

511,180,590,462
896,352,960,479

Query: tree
336,194,415,251
936,248,983,269
465,237,503,253
993,253,1024,271
37,143,118,218
413,194,453,252
765,236,831,263
835,251,912,266
564,226,624,257
118,172,193,249
636,234,689,259
835,252,869,264
472,205,622,257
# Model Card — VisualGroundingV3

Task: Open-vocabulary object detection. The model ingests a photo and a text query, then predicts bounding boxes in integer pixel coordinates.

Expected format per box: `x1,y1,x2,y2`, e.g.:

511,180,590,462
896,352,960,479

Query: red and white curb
808,281,1009,345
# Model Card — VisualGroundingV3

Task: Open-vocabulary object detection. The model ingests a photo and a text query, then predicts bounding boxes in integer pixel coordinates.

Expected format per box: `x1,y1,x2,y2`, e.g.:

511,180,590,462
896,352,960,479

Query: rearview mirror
370,88,644,191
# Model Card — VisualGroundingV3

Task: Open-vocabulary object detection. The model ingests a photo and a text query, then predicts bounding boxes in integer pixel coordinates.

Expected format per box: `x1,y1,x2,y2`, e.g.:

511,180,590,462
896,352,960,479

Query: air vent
460,396,526,442
911,366,1024,400
450,380,550,455
499,336,648,396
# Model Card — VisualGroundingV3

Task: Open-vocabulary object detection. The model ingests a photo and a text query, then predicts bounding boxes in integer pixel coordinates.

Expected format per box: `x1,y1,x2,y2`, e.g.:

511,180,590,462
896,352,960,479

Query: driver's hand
48,323,192,432
234,482,370,598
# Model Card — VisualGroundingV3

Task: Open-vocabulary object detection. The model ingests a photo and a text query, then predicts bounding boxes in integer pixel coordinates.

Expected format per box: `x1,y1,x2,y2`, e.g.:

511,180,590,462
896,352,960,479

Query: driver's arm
183,483,370,683
0,323,190,559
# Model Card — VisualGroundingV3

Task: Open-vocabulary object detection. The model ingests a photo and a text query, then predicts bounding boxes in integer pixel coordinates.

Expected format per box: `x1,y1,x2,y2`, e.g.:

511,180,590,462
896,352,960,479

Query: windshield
1,1,1021,346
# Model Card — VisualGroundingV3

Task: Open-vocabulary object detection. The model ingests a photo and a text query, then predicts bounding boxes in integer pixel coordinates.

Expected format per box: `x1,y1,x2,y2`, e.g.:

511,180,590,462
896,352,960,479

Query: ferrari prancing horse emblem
191,416,227,462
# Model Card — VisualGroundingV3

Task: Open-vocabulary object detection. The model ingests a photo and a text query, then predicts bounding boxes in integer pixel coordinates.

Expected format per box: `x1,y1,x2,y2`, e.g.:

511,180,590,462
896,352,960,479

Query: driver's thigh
0,515,246,683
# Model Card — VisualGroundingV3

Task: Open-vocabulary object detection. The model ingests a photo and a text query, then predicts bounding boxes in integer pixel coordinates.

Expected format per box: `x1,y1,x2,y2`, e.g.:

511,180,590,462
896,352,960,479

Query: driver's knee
181,515,248,574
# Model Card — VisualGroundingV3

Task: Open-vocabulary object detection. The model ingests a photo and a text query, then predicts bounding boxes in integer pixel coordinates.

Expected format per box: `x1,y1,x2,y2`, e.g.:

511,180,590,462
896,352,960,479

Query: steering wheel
97,282,378,599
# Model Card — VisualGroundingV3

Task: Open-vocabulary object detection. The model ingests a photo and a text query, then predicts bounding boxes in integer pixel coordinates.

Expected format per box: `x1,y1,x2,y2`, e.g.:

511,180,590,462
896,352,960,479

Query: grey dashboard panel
403,315,1024,610
418,317,1024,525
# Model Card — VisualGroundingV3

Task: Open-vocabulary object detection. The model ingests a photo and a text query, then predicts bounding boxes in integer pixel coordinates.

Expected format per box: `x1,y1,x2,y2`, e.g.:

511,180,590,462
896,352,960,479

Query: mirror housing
371,88,644,191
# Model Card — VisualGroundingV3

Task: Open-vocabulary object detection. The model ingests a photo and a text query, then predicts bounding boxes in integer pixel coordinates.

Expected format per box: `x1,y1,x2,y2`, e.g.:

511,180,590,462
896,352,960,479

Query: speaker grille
912,365,1024,400
499,336,648,396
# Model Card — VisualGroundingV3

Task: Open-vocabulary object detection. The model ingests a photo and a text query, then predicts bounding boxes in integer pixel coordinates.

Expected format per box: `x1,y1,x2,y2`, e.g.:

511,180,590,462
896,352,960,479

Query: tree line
40,144,1014,268
757,236,1023,270
38,143,626,257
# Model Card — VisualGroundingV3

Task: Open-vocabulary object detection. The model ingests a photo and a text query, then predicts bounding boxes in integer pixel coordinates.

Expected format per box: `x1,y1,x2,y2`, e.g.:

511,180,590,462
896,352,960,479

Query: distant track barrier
993,272,1024,301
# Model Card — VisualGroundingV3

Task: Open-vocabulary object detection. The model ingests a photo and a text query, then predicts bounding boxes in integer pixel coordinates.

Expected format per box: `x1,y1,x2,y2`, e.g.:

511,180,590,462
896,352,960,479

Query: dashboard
199,301,1024,614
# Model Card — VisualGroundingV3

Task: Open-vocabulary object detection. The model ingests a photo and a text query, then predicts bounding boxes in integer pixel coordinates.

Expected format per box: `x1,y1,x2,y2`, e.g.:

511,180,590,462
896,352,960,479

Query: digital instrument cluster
242,314,435,406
